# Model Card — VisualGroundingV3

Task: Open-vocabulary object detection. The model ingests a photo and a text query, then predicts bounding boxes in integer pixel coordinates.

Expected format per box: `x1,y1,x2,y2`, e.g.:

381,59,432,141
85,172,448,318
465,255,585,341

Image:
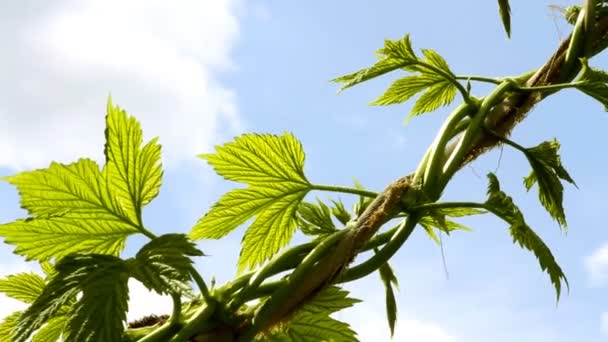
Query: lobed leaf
264,286,360,342
104,98,163,224
130,234,204,295
0,311,21,341
32,315,67,342
0,217,135,261
297,200,337,237
332,35,418,90
13,254,129,342
522,139,576,230
0,272,45,304
485,173,569,301
191,133,311,271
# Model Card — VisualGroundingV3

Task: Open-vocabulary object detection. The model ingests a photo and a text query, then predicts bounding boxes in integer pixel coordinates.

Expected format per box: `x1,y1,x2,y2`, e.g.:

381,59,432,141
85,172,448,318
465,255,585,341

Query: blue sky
1,1,608,341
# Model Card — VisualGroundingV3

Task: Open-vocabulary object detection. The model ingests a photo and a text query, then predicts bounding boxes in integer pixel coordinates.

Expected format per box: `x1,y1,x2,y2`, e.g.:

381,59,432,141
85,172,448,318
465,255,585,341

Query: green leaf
0,311,21,341
522,139,576,230
330,199,351,225
297,200,337,237
332,35,418,91
498,0,512,38
576,59,608,110
370,75,438,106
0,216,136,261
104,97,163,224
266,286,360,342
410,78,457,117
40,261,57,278
377,257,399,337
191,133,311,271
130,234,204,295
0,272,45,303
418,214,473,245
485,173,569,301
434,207,487,217
33,315,67,342
13,254,129,342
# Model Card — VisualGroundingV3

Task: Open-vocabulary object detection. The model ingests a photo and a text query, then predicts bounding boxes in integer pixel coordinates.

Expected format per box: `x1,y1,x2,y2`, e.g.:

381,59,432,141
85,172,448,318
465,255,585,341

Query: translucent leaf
265,286,360,342
0,311,20,341
104,98,163,224
191,133,311,271
297,200,337,237
485,173,568,301
370,74,441,106
13,254,129,342
434,207,487,217
130,234,204,295
410,80,457,116
32,315,66,342
0,272,45,303
377,258,398,337
332,35,418,90
0,217,135,261
522,139,576,230
498,0,512,38
576,59,608,110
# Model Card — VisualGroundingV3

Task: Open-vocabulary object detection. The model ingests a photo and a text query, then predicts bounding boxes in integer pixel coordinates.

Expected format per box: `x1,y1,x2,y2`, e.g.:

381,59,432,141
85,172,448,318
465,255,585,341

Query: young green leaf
0,272,45,303
485,173,569,300
0,311,20,341
576,59,608,110
130,234,204,295
377,257,399,337
264,286,360,342
330,199,351,225
418,214,473,245
13,254,129,342
498,0,512,38
104,98,163,224
297,200,337,237
522,139,576,230
332,35,418,91
410,79,457,117
32,315,67,342
191,133,311,271
370,74,439,106
0,216,136,260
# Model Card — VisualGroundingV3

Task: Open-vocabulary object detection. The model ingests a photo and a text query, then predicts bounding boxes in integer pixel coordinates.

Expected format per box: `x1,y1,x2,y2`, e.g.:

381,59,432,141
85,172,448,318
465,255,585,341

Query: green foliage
377,257,399,337
264,286,360,342
332,35,417,90
33,315,67,342
0,98,163,261
334,35,458,121
522,139,576,230
0,272,45,303
130,233,204,295
576,58,608,110
0,311,21,341
418,209,477,245
104,98,163,224
297,200,338,237
498,0,512,38
330,199,351,225
191,133,311,272
485,173,569,300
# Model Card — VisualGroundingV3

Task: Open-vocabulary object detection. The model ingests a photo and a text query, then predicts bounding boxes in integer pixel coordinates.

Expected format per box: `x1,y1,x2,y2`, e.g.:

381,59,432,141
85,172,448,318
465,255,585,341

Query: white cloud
0,0,243,170
584,242,608,287
602,312,608,336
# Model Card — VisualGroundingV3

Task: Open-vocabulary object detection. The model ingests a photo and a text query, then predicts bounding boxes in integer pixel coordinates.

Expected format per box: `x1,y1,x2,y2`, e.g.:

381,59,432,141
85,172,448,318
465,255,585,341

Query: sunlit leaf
33,315,66,342
330,199,351,225
332,35,418,90
419,214,473,245
0,311,21,341
0,272,45,303
191,133,311,271
410,79,457,117
104,98,163,224
522,139,576,230
0,217,135,261
485,173,568,301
